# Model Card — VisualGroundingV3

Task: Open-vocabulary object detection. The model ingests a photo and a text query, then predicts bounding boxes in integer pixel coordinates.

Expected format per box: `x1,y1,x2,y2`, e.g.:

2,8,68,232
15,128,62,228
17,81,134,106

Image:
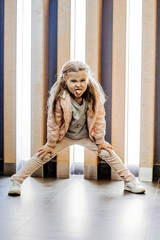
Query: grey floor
0,176,160,240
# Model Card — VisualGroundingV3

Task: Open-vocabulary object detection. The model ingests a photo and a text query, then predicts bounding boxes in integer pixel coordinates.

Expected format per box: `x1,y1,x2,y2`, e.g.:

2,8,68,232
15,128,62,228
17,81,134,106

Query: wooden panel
4,0,17,166
31,0,49,177
139,0,157,181
57,148,70,178
85,0,102,81
101,0,113,144
56,0,71,178
111,0,126,180
48,0,58,89
0,0,4,174
84,148,98,180
57,0,71,73
154,0,160,179
85,0,102,179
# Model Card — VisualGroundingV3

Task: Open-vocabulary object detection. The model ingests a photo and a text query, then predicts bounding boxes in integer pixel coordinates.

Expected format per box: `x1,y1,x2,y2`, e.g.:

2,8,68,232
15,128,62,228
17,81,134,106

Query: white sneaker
8,179,21,196
124,179,145,193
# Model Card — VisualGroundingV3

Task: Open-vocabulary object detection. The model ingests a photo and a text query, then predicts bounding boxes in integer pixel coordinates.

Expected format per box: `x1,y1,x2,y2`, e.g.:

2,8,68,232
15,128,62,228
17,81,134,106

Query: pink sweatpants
11,137,135,184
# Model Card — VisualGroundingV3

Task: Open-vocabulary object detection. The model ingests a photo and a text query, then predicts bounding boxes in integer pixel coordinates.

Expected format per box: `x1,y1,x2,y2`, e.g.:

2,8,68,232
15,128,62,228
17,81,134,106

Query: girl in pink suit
8,60,145,195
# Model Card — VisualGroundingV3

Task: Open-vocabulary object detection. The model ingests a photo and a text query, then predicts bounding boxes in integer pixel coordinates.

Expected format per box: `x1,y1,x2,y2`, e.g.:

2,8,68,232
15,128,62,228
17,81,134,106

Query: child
8,60,145,195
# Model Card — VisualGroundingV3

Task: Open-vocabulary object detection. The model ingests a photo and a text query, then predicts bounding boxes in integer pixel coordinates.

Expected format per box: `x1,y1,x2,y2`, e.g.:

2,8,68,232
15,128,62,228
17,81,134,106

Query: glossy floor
0,176,160,240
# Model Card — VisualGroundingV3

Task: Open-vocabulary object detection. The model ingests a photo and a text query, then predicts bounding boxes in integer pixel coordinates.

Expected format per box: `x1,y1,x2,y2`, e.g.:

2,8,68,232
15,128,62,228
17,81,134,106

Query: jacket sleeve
47,100,63,147
93,99,106,145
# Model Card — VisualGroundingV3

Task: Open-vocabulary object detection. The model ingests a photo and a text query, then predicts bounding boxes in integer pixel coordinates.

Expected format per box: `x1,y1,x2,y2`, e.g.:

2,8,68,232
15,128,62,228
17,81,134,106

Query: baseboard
4,163,16,176
139,167,153,181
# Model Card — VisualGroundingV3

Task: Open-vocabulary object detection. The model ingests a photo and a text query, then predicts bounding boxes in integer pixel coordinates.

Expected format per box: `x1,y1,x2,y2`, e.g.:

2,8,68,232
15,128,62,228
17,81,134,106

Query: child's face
65,70,88,101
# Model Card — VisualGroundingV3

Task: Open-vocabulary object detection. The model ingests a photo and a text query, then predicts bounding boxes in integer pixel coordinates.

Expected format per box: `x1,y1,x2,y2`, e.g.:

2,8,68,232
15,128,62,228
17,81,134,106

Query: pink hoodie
47,90,106,147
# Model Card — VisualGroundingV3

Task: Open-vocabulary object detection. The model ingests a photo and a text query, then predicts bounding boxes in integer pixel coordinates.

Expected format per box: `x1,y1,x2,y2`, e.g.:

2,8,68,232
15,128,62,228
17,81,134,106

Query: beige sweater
47,90,106,147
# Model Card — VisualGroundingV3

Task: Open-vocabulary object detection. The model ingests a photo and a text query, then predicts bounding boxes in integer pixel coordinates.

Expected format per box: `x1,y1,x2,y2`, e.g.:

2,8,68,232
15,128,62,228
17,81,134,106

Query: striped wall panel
0,0,4,175
56,0,71,178
56,0,106,179
99,0,113,179
31,0,49,177
4,0,17,175
111,0,127,180
43,0,58,177
101,0,113,144
154,0,160,179
48,0,58,89
84,0,102,180
139,0,156,181
1,0,159,181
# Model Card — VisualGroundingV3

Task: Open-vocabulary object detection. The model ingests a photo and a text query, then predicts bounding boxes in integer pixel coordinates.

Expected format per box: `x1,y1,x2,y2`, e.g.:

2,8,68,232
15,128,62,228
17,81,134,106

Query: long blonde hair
47,60,106,116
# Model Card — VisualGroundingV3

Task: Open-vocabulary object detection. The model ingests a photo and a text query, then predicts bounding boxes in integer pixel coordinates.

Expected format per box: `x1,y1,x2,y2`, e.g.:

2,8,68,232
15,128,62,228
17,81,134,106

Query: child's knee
34,153,51,163
99,149,113,159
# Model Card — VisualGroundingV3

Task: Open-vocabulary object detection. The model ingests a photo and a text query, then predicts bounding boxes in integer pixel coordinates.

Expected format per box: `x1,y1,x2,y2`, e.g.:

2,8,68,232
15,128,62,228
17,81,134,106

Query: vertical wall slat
48,0,58,89
100,0,113,179
111,0,127,180
43,0,58,177
139,0,157,181
154,0,160,179
85,0,102,81
0,0,4,175
85,0,102,180
57,0,71,74
101,0,113,144
31,0,49,177
56,0,71,178
4,0,17,175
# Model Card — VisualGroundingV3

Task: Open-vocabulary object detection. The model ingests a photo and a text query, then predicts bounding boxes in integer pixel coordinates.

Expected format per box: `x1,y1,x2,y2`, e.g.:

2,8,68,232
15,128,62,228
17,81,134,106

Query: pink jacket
47,90,106,147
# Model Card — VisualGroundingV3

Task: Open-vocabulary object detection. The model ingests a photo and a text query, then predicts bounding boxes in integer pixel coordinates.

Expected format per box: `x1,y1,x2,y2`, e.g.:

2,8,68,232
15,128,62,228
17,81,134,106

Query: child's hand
37,144,55,159
97,141,113,155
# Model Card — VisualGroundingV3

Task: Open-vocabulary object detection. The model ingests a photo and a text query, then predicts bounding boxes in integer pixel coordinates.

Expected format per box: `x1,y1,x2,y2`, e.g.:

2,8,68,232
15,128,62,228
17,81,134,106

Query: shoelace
126,181,140,188
12,181,21,187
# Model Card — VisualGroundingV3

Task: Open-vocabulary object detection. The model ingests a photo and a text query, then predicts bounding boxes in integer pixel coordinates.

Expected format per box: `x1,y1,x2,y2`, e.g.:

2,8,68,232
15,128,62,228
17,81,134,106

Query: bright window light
70,0,86,61
16,0,31,170
70,0,86,173
125,0,142,166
